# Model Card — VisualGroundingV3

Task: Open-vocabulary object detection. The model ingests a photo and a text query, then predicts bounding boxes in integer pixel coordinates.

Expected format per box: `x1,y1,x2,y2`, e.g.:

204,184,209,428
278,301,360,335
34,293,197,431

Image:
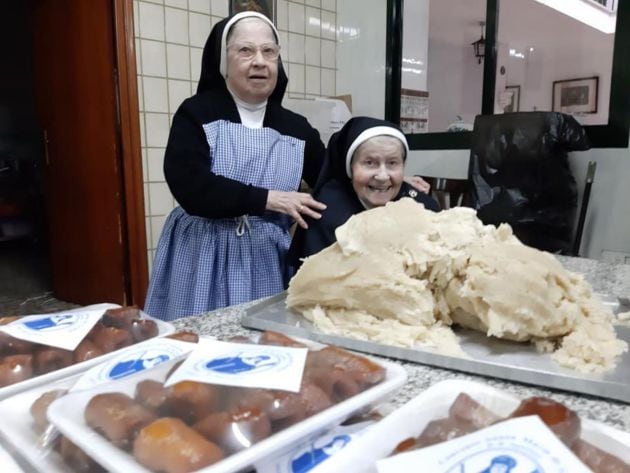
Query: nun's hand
404,175,431,193
266,190,327,229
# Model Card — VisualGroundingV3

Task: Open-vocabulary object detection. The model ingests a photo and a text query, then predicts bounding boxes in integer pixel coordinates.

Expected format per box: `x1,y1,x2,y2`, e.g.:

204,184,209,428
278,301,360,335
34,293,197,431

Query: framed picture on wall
503,85,520,113
230,0,275,23
552,76,599,114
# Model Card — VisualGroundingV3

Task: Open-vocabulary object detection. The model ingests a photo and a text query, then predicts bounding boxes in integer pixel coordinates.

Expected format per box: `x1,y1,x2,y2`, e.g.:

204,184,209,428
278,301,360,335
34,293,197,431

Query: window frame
385,0,630,149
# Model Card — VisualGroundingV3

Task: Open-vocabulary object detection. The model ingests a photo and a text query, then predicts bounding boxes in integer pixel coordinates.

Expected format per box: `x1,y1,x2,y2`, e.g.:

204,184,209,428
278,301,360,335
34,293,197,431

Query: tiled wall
134,0,337,272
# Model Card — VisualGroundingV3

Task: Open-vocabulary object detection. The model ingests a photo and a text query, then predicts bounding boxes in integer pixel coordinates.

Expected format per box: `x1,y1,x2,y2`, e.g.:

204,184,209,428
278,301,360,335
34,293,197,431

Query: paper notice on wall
400,88,429,134
283,97,352,145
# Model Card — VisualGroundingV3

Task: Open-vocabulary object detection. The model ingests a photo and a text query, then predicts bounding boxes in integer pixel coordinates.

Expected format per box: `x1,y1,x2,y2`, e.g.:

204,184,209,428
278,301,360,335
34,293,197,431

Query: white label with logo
256,421,374,473
165,339,308,392
0,308,105,351
71,338,196,391
376,416,591,473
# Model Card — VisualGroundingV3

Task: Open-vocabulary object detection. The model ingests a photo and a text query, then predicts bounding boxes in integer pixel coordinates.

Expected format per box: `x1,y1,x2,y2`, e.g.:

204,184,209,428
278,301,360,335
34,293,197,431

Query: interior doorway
0,0,147,315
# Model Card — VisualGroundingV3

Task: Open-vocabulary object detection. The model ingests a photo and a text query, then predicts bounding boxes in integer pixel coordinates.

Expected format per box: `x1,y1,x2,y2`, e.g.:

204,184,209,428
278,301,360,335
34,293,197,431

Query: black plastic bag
468,112,590,253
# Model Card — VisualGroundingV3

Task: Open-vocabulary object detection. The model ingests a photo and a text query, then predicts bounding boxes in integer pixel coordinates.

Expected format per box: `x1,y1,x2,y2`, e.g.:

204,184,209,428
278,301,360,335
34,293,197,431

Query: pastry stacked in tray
0,307,159,388
32,331,388,473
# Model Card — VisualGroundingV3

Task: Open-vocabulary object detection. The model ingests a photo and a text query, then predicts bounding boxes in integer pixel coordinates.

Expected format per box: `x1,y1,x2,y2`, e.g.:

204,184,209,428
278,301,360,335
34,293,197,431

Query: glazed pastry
30,389,68,431
572,438,630,473
308,346,386,388
85,392,156,450
135,379,170,414
258,331,307,347
233,388,305,423
448,393,502,429
0,354,33,387
193,407,272,453
58,436,106,473
130,319,159,342
73,339,104,362
34,347,74,374
134,417,224,473
102,307,141,329
165,381,219,424
304,365,360,403
509,396,581,447
165,331,199,343
0,315,20,325
90,325,133,353
0,332,35,355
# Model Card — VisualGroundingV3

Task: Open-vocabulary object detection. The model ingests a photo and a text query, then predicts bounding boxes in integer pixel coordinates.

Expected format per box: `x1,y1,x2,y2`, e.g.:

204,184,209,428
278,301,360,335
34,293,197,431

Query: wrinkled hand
266,190,327,229
404,175,431,194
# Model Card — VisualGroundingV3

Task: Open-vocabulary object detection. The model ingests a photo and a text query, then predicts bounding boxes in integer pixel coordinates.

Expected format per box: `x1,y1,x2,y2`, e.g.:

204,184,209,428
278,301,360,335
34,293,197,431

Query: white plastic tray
0,304,174,400
309,379,630,473
47,342,407,473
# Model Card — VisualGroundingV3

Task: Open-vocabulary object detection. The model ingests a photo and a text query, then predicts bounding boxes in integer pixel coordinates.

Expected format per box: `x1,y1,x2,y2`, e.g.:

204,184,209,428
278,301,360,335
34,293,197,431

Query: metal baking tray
242,292,630,403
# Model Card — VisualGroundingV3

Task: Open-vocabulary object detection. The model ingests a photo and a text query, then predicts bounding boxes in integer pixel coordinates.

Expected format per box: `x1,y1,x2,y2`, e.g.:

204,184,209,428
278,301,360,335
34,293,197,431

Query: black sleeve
163,101,269,219
301,127,325,188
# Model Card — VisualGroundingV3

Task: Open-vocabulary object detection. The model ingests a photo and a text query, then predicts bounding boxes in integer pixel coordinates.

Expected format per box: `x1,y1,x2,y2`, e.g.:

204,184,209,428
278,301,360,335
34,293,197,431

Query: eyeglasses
227,42,281,61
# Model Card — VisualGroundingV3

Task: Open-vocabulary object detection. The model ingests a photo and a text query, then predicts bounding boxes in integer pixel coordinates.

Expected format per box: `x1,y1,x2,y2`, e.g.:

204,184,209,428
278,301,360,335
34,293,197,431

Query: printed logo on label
22,313,79,331
448,450,541,473
198,349,292,376
108,352,171,380
289,435,352,473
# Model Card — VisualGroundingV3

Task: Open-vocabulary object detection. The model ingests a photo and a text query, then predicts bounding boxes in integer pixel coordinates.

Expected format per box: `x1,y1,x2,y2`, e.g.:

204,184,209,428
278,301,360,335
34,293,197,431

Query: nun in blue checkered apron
144,12,325,321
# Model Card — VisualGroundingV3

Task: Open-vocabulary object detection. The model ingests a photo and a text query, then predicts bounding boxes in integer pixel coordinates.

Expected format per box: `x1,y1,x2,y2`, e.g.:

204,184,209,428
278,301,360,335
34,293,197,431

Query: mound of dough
287,198,627,373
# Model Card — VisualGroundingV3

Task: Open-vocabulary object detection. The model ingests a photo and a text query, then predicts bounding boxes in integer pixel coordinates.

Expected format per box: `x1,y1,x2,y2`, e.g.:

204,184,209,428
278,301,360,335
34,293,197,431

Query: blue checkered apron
144,120,304,320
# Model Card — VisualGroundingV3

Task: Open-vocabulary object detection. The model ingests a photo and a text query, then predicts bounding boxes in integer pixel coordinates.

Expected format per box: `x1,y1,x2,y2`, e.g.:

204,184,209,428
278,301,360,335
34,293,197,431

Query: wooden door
32,0,127,305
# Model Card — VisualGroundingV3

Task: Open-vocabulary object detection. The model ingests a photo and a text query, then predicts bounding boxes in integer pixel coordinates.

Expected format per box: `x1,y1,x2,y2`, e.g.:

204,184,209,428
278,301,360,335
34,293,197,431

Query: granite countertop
172,256,630,432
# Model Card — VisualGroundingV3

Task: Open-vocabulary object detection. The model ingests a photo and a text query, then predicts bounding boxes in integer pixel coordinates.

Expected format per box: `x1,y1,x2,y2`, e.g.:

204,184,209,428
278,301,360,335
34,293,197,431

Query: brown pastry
58,436,106,473
73,339,105,363
134,417,224,473
258,331,307,347
34,347,74,374
85,392,156,450
193,407,272,453
90,325,134,353
304,365,360,403
308,346,386,389
165,381,219,424
571,438,630,473
130,319,159,343
135,379,170,413
30,389,68,431
448,393,502,429
165,331,199,343
0,315,21,325
102,307,141,329
509,396,581,447
0,332,35,355
0,354,34,387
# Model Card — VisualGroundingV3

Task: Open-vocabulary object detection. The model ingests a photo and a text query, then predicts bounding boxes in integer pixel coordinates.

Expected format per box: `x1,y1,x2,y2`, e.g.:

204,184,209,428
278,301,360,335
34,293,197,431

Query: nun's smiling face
226,18,278,104
350,136,405,209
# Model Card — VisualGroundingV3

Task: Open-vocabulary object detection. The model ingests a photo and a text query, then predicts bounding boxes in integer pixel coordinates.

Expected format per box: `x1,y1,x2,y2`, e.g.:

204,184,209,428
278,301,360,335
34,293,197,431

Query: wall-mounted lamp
471,21,486,64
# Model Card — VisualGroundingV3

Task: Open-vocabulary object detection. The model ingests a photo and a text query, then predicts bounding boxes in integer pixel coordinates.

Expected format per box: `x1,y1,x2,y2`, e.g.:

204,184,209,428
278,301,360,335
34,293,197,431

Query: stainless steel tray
242,293,630,403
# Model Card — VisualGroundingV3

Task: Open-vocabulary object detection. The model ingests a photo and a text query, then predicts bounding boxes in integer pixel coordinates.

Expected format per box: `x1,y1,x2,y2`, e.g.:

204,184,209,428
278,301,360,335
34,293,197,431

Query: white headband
220,12,280,79
345,126,410,178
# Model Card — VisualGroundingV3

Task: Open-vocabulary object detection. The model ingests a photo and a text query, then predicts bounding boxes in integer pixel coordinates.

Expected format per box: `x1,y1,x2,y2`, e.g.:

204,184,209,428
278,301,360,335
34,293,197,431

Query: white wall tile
165,7,189,44
276,0,288,30
190,47,203,83
320,10,336,40
139,112,147,147
149,182,175,215
292,0,305,4
288,3,305,34
288,33,304,64
143,77,169,112
134,1,141,38
135,38,143,74
141,40,167,76
211,0,229,17
321,67,335,96
147,148,166,182
165,0,187,7
305,7,320,37
287,63,304,93
139,2,165,41
320,38,335,68
321,0,335,12
189,12,212,47
189,0,210,14
278,31,289,53
137,75,145,111
168,79,191,112
304,36,320,66
145,216,152,249
305,0,320,7
142,148,148,181
305,65,320,95
145,113,170,147
151,215,168,249
143,0,164,4
167,43,191,79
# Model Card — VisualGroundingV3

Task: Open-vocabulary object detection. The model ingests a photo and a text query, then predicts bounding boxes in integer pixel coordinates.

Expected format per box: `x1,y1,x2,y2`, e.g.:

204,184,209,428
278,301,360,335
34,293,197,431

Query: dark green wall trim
391,0,630,150
385,0,404,123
